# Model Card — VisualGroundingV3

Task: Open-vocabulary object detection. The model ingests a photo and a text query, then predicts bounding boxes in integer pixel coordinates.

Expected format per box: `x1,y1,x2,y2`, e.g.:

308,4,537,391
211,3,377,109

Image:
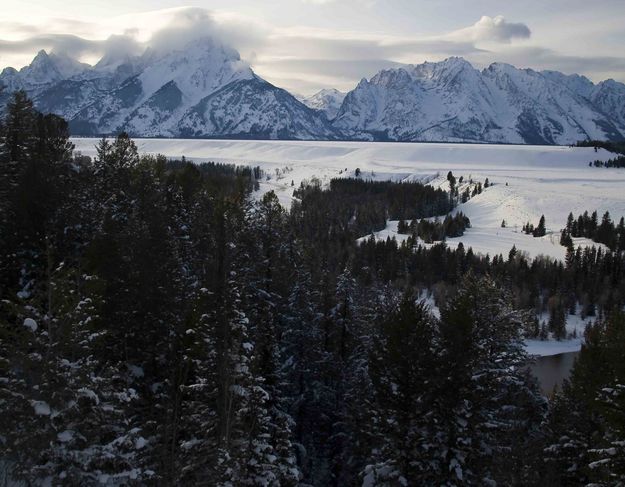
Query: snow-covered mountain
300,88,346,120
334,57,625,144
177,77,337,139
0,38,337,140
0,50,89,95
2,49,625,144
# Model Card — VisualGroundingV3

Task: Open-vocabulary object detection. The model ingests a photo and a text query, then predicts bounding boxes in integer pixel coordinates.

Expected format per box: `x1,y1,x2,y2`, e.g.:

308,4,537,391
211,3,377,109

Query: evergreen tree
533,215,546,237
437,275,546,485
543,313,625,485
548,296,567,340
363,295,440,485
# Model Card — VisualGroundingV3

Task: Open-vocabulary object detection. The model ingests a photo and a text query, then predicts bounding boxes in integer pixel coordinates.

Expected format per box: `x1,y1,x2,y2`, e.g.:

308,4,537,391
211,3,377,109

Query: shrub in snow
23,317,37,331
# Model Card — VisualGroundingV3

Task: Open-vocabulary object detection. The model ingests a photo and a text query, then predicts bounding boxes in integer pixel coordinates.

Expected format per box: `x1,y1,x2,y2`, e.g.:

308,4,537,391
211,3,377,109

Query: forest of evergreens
560,210,625,252
1,91,624,486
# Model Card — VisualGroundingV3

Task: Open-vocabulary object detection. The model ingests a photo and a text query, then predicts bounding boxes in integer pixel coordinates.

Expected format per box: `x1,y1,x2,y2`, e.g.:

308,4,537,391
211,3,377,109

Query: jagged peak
486,62,541,77
148,35,243,64
484,61,519,73
541,70,592,82
313,88,345,96
434,56,473,68
370,67,412,86
407,57,477,83
1,66,18,76
33,49,50,61
597,78,625,89
94,51,135,71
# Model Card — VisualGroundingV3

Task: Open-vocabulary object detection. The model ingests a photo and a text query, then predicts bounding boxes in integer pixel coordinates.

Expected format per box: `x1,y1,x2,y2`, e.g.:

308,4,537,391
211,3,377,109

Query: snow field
73,138,625,260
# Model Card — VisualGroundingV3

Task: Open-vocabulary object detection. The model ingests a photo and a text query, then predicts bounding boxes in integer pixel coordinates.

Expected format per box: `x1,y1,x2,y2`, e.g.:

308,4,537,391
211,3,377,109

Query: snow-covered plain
73,138,625,356
73,138,625,262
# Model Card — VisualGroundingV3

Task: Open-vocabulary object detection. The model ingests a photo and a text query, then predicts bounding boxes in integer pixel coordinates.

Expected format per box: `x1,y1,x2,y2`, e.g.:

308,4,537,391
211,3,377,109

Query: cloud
472,45,625,80
147,8,222,53
0,34,98,57
264,31,485,62
98,34,143,61
256,58,403,92
0,8,265,66
0,7,623,95
448,15,531,44
0,32,141,65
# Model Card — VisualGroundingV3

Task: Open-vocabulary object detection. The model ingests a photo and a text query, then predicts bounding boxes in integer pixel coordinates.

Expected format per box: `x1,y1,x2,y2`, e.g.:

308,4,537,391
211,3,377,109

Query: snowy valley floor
73,138,625,356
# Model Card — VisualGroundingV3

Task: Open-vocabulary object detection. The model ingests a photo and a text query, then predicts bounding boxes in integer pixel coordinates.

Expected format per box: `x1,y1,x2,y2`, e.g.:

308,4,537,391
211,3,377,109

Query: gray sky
1,0,624,95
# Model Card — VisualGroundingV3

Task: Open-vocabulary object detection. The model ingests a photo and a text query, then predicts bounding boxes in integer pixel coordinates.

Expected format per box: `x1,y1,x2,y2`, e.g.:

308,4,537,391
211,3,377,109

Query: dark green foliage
548,294,567,340
590,155,625,167
564,209,625,252
543,312,625,485
362,276,545,486
399,212,471,242
576,139,625,154
523,214,546,237
534,215,546,237
292,177,453,242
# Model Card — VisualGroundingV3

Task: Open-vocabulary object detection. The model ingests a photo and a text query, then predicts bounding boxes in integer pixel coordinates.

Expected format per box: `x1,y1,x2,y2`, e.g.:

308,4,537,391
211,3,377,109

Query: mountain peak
300,88,347,120
3,44,625,144
408,57,476,83
438,56,472,67
33,49,50,61
134,35,253,110
335,58,625,144
1,66,18,76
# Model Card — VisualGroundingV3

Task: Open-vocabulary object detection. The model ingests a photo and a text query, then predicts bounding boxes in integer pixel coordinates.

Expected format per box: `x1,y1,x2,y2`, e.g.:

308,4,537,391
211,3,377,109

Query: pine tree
0,91,42,296
566,212,575,233
364,294,440,485
548,296,567,340
533,215,546,237
437,275,546,485
2,90,36,162
543,314,625,484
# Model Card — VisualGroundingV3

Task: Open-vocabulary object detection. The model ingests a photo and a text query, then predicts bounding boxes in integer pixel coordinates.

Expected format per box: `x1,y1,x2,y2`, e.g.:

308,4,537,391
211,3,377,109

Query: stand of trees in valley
1,91,625,486
292,177,453,241
523,215,547,237
574,140,625,167
590,156,625,168
560,210,625,253
575,139,625,154
397,212,471,242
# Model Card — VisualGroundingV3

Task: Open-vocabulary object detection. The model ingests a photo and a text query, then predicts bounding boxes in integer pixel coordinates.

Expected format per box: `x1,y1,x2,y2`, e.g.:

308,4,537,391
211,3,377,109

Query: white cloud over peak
448,15,531,44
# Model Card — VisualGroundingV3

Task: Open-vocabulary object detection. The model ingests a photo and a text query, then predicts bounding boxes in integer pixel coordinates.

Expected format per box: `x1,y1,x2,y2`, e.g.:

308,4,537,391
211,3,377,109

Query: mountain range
2,37,624,144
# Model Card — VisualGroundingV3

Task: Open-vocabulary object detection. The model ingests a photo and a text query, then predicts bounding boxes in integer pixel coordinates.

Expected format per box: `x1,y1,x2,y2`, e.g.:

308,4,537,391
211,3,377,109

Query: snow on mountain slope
1,39,334,140
334,57,625,144
483,63,623,143
68,76,144,135
67,37,255,136
18,50,88,87
541,71,595,99
3,51,625,143
337,57,511,143
34,79,106,121
120,81,184,137
0,50,89,101
300,89,346,120
178,77,338,140
590,79,625,129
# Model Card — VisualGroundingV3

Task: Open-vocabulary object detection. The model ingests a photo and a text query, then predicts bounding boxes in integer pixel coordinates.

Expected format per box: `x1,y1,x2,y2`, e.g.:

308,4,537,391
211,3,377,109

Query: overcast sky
1,0,624,95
